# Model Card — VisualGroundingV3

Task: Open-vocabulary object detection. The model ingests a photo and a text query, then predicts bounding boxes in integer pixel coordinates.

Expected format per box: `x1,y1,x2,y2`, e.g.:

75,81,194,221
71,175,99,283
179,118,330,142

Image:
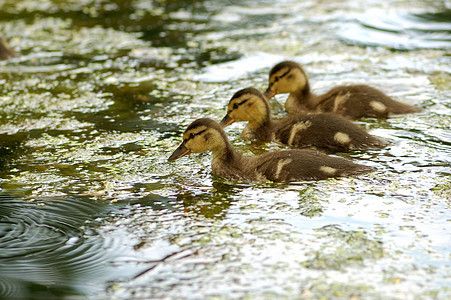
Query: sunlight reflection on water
340,9,451,49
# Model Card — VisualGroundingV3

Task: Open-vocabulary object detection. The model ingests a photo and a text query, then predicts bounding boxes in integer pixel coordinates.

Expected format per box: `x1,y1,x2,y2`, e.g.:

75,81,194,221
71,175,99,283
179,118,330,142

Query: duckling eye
274,69,290,83
187,129,206,141
231,98,249,111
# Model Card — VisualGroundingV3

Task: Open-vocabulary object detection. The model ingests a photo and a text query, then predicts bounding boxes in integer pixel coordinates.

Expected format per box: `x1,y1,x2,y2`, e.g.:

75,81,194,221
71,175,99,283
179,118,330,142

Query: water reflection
303,225,384,270
0,137,21,173
176,182,235,219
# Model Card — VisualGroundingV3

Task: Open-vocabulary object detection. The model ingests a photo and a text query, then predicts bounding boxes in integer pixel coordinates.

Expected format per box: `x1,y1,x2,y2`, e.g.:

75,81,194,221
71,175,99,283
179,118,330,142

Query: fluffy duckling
0,37,17,60
220,87,387,152
264,61,422,119
168,118,373,182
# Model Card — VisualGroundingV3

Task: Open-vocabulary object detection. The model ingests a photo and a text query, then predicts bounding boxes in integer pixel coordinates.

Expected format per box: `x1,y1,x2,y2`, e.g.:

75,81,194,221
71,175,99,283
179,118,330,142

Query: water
341,10,451,50
0,0,450,299
0,194,141,298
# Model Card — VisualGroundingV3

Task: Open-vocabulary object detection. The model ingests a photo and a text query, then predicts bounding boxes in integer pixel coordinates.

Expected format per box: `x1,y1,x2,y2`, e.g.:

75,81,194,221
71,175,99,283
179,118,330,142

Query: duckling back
318,85,422,119
273,113,388,151
247,149,373,182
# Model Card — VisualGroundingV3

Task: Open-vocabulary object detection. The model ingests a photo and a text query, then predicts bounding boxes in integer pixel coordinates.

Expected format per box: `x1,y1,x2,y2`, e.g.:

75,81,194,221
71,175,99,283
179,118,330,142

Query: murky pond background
0,0,450,298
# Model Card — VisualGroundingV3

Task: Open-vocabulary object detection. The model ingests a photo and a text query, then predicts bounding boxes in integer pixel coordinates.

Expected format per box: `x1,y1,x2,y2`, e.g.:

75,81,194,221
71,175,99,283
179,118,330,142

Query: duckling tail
388,99,423,115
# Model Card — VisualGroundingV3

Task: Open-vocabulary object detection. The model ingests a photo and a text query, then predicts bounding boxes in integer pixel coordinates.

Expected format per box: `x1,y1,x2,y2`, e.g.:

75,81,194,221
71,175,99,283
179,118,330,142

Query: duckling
0,37,17,60
220,87,387,152
264,61,422,119
168,118,373,182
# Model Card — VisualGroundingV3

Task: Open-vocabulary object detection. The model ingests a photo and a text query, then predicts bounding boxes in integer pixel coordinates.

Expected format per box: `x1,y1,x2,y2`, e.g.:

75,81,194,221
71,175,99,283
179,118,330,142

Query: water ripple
340,10,451,49
0,194,134,298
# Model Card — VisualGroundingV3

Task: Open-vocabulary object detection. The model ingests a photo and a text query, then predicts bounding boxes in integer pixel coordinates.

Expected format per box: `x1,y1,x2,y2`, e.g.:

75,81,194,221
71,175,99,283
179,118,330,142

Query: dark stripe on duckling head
229,87,271,123
231,98,249,111
269,61,303,76
230,88,268,107
186,118,236,162
269,61,310,96
266,68,290,93
267,62,299,95
186,118,219,132
185,118,231,145
231,87,264,100
186,129,207,142
273,69,290,83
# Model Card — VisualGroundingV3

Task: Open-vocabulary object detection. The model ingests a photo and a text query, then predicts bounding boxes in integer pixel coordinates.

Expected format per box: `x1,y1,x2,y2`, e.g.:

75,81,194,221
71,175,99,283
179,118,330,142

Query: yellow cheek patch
229,96,267,125
184,139,196,151
183,126,207,140
230,107,251,122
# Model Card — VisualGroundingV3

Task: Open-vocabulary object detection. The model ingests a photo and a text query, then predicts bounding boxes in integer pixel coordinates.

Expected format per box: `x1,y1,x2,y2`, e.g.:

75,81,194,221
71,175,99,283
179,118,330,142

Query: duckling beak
168,142,191,161
219,114,235,127
264,88,276,99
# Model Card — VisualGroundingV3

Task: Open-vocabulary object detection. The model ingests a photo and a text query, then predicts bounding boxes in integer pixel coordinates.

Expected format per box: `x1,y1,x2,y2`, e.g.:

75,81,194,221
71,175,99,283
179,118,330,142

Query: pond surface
0,0,450,299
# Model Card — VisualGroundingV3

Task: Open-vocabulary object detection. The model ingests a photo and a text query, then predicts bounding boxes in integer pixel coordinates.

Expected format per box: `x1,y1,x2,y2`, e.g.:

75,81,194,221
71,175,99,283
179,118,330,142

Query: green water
0,0,450,299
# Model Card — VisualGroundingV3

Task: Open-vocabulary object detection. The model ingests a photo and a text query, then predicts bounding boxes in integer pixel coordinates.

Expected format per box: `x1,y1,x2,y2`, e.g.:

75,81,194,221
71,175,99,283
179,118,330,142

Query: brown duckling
0,37,17,60
264,61,422,119
168,118,373,182
220,87,387,152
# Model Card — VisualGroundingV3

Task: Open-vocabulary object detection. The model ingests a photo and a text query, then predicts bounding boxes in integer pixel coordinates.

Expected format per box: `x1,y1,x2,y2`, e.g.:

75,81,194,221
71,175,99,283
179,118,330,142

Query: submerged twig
0,37,17,60
132,246,199,280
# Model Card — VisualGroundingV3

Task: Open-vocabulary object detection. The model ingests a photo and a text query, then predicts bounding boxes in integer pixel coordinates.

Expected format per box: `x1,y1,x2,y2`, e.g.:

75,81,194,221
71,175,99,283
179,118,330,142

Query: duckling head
264,61,309,99
220,87,270,127
168,118,230,161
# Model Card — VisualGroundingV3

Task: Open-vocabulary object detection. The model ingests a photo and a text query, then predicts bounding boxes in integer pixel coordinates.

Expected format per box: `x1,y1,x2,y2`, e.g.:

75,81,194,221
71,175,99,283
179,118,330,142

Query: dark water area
0,192,184,299
0,0,450,299
0,194,110,298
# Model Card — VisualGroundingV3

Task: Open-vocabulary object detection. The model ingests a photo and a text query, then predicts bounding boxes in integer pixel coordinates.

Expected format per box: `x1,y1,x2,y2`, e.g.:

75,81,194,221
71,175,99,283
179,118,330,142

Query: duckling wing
253,150,373,181
274,114,388,151
318,85,421,119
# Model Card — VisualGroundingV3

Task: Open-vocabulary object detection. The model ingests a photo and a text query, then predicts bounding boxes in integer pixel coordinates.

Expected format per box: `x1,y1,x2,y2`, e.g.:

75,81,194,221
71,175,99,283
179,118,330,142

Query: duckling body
265,61,422,119
0,37,17,60
168,118,373,182
221,88,387,152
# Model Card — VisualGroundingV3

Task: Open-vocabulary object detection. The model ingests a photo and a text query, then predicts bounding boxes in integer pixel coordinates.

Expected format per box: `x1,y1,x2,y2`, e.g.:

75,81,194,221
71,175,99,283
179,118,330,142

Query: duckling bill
265,61,422,119
221,87,388,152
168,118,373,182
